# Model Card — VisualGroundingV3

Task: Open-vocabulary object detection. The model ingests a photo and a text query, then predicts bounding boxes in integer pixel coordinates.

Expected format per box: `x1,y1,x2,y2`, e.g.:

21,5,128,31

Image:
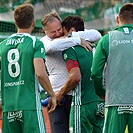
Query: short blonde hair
41,12,62,28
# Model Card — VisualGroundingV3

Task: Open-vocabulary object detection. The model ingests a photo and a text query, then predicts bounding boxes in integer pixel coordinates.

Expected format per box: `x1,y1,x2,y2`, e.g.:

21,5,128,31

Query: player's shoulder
40,35,51,42
62,47,76,59
100,32,109,42
35,37,44,45
0,38,8,46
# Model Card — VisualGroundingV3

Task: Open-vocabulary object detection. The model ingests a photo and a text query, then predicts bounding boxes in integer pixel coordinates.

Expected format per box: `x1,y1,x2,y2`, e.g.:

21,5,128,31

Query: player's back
64,45,102,104
0,33,42,112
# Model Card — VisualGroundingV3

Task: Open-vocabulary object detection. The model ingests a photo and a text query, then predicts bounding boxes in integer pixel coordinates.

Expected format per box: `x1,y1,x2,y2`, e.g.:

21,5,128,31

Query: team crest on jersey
63,54,67,60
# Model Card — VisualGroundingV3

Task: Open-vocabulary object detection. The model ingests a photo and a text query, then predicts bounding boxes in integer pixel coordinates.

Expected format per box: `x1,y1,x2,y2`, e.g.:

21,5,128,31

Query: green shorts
2,110,46,133
69,101,105,133
103,106,133,133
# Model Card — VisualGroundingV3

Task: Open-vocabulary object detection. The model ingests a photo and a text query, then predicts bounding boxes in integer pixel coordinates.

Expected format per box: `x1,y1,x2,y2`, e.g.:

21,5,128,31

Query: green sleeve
34,39,46,60
91,34,109,97
0,44,1,70
62,47,77,62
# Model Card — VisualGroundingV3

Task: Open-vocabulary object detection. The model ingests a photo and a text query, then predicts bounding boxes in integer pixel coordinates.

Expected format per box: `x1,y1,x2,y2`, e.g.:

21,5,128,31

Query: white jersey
40,30,101,95
45,49,70,94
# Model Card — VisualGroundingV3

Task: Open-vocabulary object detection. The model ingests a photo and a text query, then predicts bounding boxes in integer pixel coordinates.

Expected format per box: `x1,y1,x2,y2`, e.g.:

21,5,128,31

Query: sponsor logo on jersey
4,80,24,87
111,39,133,46
8,111,23,122
117,106,133,114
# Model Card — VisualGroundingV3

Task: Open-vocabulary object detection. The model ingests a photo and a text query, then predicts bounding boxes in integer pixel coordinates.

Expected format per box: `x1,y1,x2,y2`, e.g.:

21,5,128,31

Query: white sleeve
40,36,81,53
72,29,102,42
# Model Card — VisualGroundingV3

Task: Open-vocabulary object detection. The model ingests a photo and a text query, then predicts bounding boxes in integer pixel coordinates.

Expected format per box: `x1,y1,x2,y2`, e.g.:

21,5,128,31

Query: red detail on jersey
66,60,79,72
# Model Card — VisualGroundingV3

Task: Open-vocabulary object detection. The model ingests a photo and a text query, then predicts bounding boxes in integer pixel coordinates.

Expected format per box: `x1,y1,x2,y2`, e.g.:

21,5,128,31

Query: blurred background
0,0,133,42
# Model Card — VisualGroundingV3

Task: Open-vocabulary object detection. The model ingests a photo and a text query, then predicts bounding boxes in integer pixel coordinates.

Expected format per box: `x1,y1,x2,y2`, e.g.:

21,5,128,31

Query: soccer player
0,3,56,133
55,15,105,133
40,12,102,133
91,3,133,133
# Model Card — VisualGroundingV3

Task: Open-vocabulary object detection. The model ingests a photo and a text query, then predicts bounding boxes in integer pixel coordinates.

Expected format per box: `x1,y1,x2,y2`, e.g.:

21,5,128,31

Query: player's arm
72,29,102,42
0,45,1,70
34,58,57,112
91,35,108,100
41,36,80,53
0,70,2,119
34,39,57,111
56,59,81,104
40,35,93,53
0,46,2,119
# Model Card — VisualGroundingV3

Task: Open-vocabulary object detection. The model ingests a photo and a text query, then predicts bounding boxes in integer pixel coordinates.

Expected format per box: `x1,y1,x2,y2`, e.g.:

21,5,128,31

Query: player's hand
47,95,57,113
80,38,93,51
55,92,64,106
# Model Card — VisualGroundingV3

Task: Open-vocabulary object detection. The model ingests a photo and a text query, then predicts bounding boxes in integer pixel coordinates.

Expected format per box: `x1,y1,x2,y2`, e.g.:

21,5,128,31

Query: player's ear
67,27,75,34
42,27,45,34
71,27,76,32
32,20,36,28
14,21,17,27
116,16,120,25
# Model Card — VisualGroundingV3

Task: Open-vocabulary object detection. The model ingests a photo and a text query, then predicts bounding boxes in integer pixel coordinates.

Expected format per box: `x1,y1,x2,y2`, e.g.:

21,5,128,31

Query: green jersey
0,70,1,102
91,24,133,105
63,45,102,105
0,33,45,112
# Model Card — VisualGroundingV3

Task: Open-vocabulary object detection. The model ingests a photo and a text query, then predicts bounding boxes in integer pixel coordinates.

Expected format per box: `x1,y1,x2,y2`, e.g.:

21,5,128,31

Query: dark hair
14,3,34,29
119,3,133,24
62,15,85,32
